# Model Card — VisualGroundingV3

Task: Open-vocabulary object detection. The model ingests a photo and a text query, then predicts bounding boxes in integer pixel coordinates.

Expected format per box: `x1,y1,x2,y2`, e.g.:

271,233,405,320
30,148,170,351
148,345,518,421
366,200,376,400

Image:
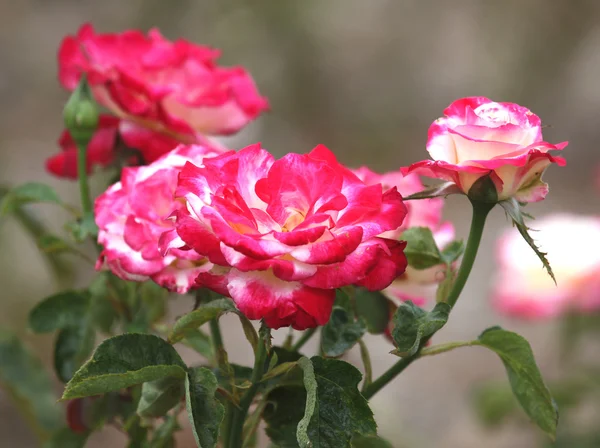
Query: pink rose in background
163,144,408,330
494,214,600,319
403,97,567,202
354,167,455,306
59,24,269,138
95,144,223,293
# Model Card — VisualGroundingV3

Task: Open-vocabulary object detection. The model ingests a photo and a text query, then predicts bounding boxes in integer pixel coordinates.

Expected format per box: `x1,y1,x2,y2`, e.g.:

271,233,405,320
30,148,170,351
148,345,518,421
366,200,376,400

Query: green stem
358,339,373,393
445,200,494,308
228,326,269,448
419,340,480,357
209,318,232,448
291,327,317,352
75,141,93,217
363,200,493,400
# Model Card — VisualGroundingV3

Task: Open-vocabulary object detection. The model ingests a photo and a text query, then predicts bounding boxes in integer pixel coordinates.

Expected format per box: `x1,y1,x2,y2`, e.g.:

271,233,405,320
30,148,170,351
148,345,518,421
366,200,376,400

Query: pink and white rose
95,144,223,293
494,214,600,318
163,144,408,329
403,97,568,202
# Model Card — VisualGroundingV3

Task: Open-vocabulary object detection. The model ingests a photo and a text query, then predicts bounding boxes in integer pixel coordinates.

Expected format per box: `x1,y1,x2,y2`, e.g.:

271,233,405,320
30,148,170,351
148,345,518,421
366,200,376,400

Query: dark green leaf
351,435,394,448
169,298,237,343
88,274,118,334
467,174,498,203
297,357,377,447
354,288,391,335
391,301,450,357
1,182,63,215
478,327,558,439
264,386,307,447
321,308,366,357
401,227,443,270
127,281,168,333
62,334,187,400
124,415,149,448
499,198,555,283
0,330,62,438
440,240,464,264
29,291,89,333
185,367,224,448
54,323,95,383
137,376,184,418
403,181,462,200
43,428,90,448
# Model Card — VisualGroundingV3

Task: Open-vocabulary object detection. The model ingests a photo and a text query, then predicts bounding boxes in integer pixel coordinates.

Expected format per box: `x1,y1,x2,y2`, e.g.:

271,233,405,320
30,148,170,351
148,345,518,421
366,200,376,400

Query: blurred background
1,1,599,447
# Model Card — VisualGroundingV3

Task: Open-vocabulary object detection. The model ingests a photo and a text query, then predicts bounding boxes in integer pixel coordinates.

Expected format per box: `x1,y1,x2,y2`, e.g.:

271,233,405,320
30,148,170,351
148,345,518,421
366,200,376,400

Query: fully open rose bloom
494,214,600,318
46,116,185,179
95,144,223,293
162,145,408,329
59,24,269,138
403,97,568,202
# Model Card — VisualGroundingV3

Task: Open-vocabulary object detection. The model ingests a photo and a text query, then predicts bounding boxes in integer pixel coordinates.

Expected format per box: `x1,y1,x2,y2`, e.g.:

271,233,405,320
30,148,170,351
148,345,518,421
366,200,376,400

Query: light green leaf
297,356,377,447
401,227,443,270
354,288,390,335
62,334,186,400
65,212,98,243
179,328,214,361
137,376,184,418
499,198,555,283
440,240,464,264
185,367,224,448
391,301,450,357
478,327,558,439
1,182,63,215
169,298,236,343
29,291,89,333
321,307,366,357
148,413,180,448
0,330,62,439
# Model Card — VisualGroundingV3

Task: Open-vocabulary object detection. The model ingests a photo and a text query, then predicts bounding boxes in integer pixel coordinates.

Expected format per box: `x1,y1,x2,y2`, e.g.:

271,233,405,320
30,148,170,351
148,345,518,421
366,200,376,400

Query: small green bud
63,75,99,144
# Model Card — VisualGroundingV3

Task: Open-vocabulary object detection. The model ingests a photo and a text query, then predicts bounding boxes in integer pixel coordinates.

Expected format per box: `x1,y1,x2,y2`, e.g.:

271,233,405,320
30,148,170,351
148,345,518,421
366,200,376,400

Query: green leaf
467,174,498,203
43,428,90,448
29,291,89,333
391,301,450,357
478,327,558,439
472,382,518,427
499,198,555,283
440,240,464,264
321,307,366,357
354,288,390,335
127,281,168,333
88,273,118,334
1,182,63,215
401,227,443,270
169,298,236,343
54,323,95,383
403,181,462,200
297,356,377,447
351,435,394,448
137,376,184,418
37,234,74,254
264,386,307,447
148,413,180,448
435,265,456,304
179,328,214,361
0,330,62,439
185,367,224,448
65,212,98,243
62,334,187,400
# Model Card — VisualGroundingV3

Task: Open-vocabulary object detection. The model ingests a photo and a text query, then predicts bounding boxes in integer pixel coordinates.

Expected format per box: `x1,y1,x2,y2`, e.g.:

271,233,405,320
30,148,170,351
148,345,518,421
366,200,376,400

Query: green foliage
62,334,187,400
179,328,214,361
169,299,237,343
296,356,377,447
54,324,95,383
0,330,62,439
0,182,64,216
499,198,555,283
264,386,308,447
354,288,390,335
391,301,451,357
137,376,185,418
351,435,394,447
402,181,462,200
65,212,99,243
321,307,366,357
478,327,558,439
43,428,90,448
401,227,444,270
440,240,464,264
185,367,225,448
148,413,180,448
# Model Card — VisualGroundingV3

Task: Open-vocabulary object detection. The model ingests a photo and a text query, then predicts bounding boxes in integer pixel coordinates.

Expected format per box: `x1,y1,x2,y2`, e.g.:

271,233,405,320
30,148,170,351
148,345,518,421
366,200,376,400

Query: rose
493,214,600,318
59,23,269,138
46,115,195,179
402,97,568,202
162,144,408,329
95,144,223,293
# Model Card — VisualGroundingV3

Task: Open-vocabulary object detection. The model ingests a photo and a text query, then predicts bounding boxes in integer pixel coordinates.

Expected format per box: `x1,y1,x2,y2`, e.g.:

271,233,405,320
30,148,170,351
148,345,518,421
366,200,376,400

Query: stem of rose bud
227,324,270,448
75,141,94,217
362,200,494,400
445,199,494,308
291,327,317,352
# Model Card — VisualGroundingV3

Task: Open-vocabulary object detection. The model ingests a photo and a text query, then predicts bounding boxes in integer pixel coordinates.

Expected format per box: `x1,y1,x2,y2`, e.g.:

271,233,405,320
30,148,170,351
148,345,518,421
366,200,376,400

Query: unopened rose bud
63,75,99,145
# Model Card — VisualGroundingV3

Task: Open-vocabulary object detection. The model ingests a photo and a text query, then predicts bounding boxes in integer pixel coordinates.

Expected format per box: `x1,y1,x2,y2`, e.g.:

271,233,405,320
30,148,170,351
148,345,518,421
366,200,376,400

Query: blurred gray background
1,1,599,447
